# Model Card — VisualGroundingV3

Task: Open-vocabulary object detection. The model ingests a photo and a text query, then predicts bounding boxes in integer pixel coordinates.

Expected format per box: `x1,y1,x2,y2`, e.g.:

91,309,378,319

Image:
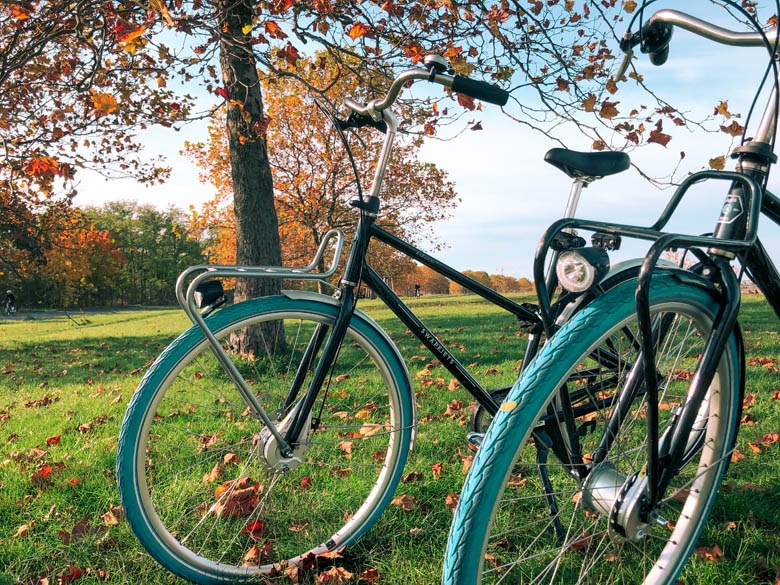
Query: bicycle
116,54,644,583
4,298,16,316
443,5,780,585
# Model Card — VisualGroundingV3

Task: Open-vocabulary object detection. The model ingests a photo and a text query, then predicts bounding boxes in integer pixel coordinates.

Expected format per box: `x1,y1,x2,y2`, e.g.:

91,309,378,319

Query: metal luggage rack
175,228,345,326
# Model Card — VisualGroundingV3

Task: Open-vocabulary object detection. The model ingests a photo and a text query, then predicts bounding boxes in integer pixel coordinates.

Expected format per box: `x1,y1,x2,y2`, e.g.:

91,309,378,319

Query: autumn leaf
721,120,745,137
318,566,354,584
599,100,619,119
358,568,385,582
348,22,371,40
90,91,119,115
582,94,597,112
203,462,223,483
390,494,418,511
709,156,726,170
101,505,124,526
714,100,732,119
241,520,266,540
289,519,310,532
265,21,288,39
243,539,274,565
13,521,35,538
431,462,443,479
402,470,424,483
695,544,723,562
624,0,638,13
445,493,460,512
457,93,476,111
648,128,672,147
58,565,84,584
46,435,61,446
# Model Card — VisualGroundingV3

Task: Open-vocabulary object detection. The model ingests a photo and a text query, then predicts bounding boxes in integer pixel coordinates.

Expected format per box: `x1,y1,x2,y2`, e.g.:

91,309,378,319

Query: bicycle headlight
555,247,610,294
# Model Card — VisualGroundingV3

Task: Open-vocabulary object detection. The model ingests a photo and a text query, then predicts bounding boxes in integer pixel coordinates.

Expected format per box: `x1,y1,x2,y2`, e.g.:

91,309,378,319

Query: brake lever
612,47,634,83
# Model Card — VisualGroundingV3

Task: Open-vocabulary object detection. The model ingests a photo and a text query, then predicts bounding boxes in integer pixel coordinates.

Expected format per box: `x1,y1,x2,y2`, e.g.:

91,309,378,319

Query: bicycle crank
254,402,311,473
581,462,667,542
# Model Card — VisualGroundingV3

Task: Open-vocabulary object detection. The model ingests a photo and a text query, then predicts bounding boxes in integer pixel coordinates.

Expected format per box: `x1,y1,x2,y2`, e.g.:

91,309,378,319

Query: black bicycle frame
533,168,780,510
284,198,542,444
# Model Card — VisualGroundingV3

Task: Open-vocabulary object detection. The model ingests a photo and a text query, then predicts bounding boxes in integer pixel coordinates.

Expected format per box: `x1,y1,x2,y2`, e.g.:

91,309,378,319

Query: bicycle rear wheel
117,294,413,584
444,273,741,585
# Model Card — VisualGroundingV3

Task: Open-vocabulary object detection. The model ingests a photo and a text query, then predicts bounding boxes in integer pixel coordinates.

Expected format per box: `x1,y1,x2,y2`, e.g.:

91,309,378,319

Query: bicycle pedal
467,432,484,452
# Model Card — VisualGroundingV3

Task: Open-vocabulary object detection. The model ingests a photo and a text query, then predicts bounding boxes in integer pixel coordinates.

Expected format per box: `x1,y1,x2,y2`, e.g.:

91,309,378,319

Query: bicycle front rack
175,228,345,325
168,228,345,453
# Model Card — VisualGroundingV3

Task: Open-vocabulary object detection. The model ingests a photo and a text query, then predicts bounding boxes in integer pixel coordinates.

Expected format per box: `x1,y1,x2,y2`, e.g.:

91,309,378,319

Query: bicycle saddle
544,148,630,179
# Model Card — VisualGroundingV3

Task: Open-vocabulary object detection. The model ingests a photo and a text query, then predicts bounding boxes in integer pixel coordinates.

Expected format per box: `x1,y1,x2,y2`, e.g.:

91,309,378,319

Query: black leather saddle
544,148,630,179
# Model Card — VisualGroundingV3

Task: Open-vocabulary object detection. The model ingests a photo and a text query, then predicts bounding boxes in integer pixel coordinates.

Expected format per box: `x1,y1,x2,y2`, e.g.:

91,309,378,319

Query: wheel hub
255,402,310,473
581,463,653,542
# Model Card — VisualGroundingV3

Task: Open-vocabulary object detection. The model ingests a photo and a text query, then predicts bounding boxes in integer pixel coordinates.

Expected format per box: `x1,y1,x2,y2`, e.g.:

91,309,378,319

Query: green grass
0,294,778,585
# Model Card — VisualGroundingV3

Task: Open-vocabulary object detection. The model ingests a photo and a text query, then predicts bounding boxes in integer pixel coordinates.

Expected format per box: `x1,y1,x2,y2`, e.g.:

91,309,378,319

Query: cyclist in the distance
4,290,15,315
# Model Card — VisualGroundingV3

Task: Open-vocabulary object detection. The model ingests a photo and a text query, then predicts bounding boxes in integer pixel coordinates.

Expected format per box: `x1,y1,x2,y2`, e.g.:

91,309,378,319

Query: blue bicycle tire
117,295,414,584
444,274,741,585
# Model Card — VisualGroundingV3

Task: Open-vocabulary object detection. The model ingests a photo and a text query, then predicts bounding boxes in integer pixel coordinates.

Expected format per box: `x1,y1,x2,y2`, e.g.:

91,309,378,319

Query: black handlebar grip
649,45,670,66
451,75,509,107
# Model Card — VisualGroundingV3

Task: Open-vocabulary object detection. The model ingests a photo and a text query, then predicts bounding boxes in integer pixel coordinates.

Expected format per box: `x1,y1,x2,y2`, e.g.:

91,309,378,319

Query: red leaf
46,435,61,446
241,520,266,540
58,565,84,584
215,87,229,100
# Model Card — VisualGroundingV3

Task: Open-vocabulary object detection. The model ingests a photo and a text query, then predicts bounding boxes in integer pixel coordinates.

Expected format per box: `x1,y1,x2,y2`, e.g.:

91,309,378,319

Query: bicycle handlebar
613,9,779,82
344,62,509,120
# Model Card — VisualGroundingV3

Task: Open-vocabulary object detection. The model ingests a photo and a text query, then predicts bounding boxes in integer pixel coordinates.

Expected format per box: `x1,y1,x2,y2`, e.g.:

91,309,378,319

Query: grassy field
1,293,779,585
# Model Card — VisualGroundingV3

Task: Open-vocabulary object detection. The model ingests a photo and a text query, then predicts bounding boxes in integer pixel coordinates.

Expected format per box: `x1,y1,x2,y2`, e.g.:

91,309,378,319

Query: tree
449,270,494,295
86,202,205,306
0,1,192,275
14,213,126,308
186,54,458,292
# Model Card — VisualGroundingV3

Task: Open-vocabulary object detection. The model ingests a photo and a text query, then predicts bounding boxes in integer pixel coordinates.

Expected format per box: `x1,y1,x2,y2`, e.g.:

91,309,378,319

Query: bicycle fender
280,290,418,449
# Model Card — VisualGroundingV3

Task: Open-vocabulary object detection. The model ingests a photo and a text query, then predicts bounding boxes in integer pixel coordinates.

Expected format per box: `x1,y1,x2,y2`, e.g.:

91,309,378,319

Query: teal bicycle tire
443,273,741,585
117,295,414,584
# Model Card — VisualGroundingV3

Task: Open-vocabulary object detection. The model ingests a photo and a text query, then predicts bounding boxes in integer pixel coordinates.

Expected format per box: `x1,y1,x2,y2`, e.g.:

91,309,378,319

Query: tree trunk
216,0,286,356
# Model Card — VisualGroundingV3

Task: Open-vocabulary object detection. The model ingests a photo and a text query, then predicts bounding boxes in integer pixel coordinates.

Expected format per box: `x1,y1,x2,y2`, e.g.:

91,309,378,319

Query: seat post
563,177,591,220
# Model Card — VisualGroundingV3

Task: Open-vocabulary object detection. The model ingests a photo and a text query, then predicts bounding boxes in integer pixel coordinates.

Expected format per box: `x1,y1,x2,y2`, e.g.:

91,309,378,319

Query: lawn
0,294,778,585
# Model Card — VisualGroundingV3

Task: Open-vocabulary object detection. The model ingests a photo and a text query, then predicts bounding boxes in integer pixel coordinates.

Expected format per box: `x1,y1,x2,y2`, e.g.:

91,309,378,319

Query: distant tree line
0,199,531,309
1,201,204,309
392,266,534,298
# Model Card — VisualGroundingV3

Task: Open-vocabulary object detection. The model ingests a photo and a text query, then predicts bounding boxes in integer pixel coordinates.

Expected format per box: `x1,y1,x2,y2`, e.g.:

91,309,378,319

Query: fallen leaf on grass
289,519,309,532
358,568,384,582
57,565,84,584
318,566,353,584
243,539,274,565
390,494,418,511
101,505,124,526
442,399,464,418
203,462,224,483
223,453,239,465
45,436,61,446
731,449,745,463
402,470,424,483
695,544,723,561
445,493,459,512
338,441,353,456
13,521,35,538
331,468,352,478
241,520,266,540
431,462,443,479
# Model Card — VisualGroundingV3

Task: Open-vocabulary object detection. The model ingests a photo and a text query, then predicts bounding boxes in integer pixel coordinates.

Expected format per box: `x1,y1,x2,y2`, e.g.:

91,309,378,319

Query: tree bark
216,0,285,356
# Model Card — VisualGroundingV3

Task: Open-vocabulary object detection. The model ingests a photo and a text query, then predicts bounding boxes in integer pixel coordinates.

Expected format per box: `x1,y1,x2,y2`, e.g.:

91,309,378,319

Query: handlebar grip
451,75,509,106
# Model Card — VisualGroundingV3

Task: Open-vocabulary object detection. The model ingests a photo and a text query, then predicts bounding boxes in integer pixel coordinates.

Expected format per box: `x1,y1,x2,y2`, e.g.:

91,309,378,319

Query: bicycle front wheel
117,294,413,584
444,273,741,585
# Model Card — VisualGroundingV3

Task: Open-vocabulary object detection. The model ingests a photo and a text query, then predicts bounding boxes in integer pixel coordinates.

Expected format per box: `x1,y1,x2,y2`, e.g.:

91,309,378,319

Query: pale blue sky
74,1,780,279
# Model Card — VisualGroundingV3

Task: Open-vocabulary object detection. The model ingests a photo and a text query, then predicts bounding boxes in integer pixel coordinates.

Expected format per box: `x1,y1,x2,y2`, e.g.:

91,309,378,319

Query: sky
73,2,780,280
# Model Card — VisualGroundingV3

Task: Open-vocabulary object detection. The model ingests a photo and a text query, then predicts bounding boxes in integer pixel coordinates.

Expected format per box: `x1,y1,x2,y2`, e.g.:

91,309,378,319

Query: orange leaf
348,22,370,40
90,91,119,115
390,494,418,511
45,435,61,446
